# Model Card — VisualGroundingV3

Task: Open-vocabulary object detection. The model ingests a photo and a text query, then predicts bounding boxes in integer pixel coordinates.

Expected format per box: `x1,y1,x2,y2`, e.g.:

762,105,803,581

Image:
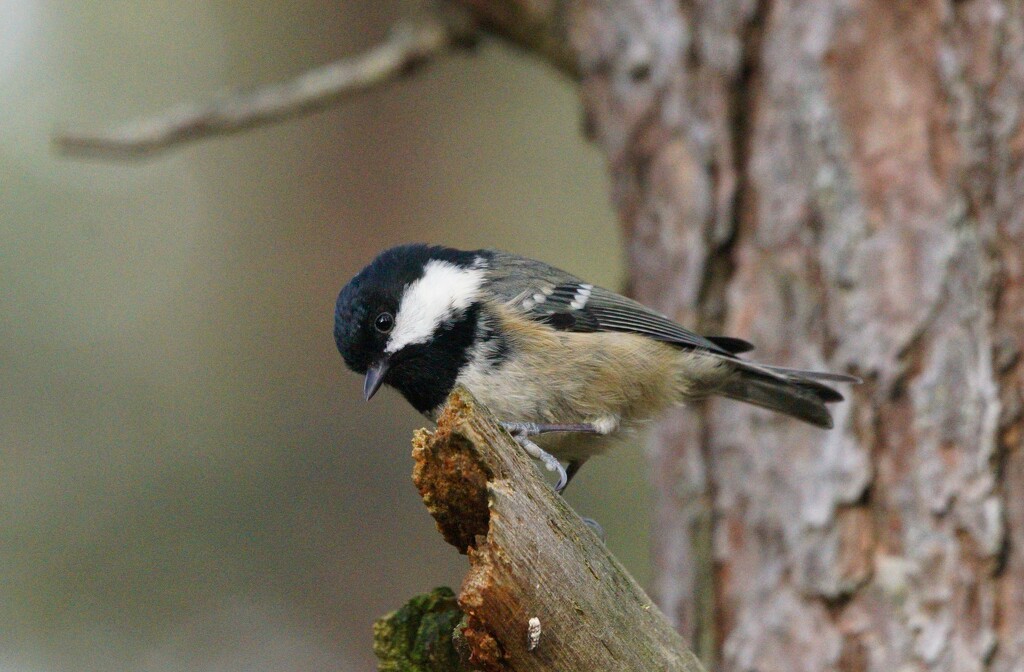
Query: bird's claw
581,517,606,542
525,436,568,492
502,425,569,493
551,461,569,493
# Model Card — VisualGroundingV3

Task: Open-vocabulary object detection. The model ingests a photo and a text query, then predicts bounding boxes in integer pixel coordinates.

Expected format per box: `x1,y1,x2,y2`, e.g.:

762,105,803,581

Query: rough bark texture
453,1,1024,671
410,389,706,672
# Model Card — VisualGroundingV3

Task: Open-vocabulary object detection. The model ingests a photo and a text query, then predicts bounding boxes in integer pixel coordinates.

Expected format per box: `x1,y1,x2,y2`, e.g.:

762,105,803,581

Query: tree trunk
460,1,1024,670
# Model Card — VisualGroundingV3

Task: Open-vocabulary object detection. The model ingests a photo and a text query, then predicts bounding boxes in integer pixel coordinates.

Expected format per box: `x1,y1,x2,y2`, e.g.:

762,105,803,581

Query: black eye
374,312,394,333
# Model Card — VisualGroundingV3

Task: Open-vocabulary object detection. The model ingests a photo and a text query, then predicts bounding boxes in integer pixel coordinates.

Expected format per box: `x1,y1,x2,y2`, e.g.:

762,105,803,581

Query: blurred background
1,1,652,670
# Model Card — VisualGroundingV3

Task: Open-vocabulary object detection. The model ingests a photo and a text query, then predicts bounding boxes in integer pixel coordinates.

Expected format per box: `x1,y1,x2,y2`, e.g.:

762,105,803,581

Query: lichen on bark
373,587,470,672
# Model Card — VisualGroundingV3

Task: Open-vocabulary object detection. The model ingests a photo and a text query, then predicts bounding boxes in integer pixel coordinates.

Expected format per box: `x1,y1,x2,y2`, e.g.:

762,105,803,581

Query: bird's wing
483,251,751,356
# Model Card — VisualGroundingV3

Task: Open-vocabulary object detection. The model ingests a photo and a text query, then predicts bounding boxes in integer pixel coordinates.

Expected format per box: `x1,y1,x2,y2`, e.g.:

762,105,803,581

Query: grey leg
499,422,603,494
500,422,603,436
506,431,569,492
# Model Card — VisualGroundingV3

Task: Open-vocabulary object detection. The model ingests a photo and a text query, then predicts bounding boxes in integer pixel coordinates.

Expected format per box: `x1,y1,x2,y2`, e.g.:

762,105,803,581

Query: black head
334,244,490,414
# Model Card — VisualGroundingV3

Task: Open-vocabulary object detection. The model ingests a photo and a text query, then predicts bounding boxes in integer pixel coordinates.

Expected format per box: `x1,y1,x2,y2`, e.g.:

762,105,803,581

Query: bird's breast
455,310,690,435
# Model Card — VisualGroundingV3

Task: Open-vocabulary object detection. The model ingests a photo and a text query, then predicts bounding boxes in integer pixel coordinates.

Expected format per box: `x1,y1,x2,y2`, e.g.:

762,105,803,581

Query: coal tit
334,244,858,491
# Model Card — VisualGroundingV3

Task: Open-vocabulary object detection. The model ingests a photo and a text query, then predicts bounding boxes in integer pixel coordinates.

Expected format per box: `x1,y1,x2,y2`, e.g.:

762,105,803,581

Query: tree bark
455,1,1024,671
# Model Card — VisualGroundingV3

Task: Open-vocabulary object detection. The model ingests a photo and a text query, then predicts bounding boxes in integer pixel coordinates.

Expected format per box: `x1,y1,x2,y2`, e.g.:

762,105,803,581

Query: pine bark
455,1,1024,670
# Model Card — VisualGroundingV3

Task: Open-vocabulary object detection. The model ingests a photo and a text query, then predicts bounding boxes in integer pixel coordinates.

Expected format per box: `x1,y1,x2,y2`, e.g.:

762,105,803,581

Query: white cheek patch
385,260,484,353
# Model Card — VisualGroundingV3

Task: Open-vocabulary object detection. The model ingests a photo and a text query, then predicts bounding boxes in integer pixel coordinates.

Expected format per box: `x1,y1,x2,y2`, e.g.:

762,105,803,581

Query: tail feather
718,362,857,429
760,364,862,385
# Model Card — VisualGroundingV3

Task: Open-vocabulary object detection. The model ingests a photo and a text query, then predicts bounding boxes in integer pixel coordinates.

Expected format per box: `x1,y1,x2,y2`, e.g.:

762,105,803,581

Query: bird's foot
503,429,569,492
581,517,606,542
500,421,608,493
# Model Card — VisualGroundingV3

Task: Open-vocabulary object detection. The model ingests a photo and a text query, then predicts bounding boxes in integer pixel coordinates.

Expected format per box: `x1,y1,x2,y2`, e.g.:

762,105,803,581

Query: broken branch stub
410,388,705,672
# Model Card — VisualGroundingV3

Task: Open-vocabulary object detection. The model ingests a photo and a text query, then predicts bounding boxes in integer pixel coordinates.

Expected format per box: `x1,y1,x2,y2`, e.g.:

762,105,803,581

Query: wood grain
411,388,705,672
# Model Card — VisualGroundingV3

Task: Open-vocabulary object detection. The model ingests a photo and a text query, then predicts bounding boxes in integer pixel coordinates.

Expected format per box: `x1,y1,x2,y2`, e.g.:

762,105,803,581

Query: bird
333,244,859,492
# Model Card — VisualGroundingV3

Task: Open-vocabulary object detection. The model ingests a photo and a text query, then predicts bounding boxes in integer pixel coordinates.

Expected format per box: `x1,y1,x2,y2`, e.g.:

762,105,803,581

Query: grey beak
363,360,389,401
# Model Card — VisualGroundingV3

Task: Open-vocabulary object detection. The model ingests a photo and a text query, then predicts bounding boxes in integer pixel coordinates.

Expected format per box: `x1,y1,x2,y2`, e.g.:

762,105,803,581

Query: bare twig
53,15,475,160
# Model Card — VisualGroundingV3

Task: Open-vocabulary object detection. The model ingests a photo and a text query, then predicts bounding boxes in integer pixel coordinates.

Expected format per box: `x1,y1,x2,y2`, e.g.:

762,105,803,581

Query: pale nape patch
591,415,618,434
385,260,484,353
